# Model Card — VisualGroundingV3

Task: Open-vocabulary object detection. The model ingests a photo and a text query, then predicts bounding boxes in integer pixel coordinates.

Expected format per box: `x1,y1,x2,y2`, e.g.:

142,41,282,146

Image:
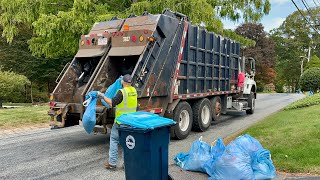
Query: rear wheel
246,92,255,114
65,113,80,127
171,101,193,140
53,114,79,128
211,96,221,121
192,98,212,132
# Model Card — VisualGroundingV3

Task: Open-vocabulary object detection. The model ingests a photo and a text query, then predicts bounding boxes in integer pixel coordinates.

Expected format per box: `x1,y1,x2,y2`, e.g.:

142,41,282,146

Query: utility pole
301,60,304,77
307,46,311,62
300,56,308,76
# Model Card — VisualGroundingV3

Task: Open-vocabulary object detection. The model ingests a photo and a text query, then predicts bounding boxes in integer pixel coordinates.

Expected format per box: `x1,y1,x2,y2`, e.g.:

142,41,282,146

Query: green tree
0,0,271,103
0,69,30,107
0,26,69,102
305,55,320,70
299,67,320,92
270,8,320,92
0,0,271,58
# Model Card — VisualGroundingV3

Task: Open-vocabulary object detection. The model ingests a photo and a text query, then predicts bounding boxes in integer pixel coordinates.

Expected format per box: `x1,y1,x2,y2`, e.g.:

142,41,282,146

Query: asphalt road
0,93,307,180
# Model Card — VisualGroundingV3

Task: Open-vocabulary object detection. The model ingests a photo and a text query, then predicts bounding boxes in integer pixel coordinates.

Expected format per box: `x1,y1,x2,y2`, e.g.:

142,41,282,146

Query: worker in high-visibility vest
97,74,137,169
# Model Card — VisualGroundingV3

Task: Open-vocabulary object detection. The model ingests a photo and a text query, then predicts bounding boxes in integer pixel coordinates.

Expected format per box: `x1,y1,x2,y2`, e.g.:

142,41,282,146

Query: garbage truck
48,10,257,139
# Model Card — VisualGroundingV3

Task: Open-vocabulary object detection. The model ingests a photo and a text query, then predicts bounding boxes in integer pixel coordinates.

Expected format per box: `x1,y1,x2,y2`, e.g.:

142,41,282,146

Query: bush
285,93,320,110
32,89,49,102
0,70,30,103
299,67,320,91
256,82,265,92
304,55,320,70
275,82,284,93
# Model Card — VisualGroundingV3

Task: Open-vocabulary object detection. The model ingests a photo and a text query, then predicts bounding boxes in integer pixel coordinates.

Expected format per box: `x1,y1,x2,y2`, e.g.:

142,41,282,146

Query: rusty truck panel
119,15,160,31
89,19,124,34
49,19,125,127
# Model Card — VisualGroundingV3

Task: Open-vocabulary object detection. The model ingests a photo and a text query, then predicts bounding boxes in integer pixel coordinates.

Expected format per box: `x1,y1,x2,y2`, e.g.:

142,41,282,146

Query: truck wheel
211,96,221,121
192,98,212,132
171,101,193,140
65,114,80,127
246,92,255,114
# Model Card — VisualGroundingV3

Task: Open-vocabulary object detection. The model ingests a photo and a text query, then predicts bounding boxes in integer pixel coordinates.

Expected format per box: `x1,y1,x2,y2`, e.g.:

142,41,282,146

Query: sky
222,0,317,32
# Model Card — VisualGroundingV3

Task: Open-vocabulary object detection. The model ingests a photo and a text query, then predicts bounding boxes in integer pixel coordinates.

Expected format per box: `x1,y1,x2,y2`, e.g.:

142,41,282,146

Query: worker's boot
104,161,116,170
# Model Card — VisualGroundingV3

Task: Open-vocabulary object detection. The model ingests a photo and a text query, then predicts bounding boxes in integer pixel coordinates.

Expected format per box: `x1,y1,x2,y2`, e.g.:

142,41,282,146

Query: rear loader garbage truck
48,10,257,140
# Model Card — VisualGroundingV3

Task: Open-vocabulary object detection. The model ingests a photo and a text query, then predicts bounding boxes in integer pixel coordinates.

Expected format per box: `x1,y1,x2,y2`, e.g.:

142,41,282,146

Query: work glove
96,91,105,99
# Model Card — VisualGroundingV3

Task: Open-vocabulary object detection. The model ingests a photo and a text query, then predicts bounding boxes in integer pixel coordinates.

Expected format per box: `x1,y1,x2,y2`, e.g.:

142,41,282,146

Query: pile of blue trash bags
82,76,123,134
174,134,276,180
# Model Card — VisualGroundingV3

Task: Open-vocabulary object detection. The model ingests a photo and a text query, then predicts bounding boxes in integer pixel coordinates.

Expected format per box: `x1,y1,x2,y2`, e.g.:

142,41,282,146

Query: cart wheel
168,174,174,180
171,101,193,140
192,98,212,132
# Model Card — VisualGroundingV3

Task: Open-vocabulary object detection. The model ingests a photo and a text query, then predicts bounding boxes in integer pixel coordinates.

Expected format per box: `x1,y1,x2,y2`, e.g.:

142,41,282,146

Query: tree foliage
299,67,320,91
235,23,276,91
0,26,68,82
0,26,69,102
0,0,271,103
0,0,270,58
305,55,320,70
0,69,30,102
270,9,320,91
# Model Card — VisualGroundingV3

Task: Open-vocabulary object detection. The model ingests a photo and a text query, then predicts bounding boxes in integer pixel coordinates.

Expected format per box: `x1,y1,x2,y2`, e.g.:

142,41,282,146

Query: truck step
237,98,248,100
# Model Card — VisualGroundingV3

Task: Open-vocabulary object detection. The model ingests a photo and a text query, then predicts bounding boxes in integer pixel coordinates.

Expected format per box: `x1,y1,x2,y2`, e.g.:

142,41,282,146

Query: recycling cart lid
116,111,176,129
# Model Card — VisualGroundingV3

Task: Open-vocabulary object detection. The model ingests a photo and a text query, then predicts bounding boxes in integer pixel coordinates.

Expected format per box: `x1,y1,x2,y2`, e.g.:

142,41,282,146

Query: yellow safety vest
115,86,137,124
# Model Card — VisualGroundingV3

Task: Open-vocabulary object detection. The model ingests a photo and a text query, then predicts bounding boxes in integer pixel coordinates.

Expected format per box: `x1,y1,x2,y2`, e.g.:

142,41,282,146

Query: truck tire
65,114,80,127
246,92,255,114
210,96,221,121
192,98,212,132
55,114,80,127
171,101,193,140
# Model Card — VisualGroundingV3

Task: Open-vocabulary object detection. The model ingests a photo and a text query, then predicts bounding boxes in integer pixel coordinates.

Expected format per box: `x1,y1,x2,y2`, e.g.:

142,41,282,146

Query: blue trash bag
101,76,123,108
227,134,264,157
252,149,276,180
174,152,189,168
203,138,226,176
228,134,277,178
225,134,276,179
174,137,211,172
207,151,254,180
210,138,226,160
82,91,98,134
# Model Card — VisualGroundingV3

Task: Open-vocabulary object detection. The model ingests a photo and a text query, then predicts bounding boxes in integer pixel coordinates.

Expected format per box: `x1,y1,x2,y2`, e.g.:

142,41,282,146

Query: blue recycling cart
117,112,176,180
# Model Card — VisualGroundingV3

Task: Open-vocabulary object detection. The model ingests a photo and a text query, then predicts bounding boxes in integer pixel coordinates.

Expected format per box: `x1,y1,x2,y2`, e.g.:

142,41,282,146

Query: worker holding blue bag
97,74,138,170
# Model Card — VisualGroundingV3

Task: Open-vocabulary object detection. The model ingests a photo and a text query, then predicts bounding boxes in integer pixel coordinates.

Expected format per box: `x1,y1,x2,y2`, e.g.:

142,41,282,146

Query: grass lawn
0,105,50,129
227,105,320,175
2,103,33,107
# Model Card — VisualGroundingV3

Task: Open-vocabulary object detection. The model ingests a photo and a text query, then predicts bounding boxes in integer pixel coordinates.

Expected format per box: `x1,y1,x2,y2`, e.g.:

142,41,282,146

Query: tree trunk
30,82,34,105
25,84,28,101
0,99,3,108
47,81,50,98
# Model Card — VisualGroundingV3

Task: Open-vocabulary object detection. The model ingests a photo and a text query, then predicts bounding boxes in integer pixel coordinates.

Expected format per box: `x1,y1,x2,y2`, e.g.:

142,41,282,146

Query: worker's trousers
109,123,120,166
